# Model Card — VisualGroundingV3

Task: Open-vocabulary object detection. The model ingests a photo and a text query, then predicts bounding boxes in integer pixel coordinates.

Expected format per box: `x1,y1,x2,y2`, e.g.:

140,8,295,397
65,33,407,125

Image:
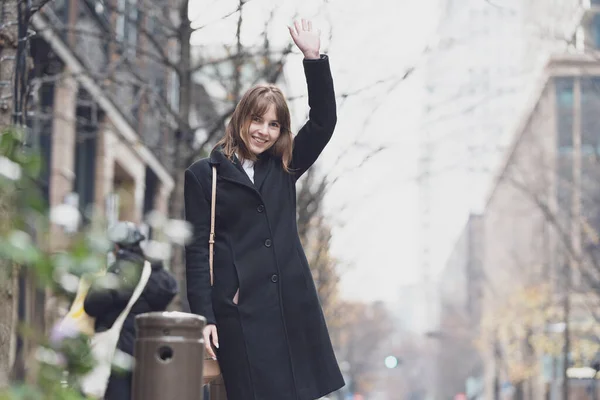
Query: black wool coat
184,55,345,400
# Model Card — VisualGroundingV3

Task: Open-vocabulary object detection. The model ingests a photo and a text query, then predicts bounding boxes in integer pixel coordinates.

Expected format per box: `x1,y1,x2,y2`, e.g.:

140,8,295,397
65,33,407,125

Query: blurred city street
3,0,600,399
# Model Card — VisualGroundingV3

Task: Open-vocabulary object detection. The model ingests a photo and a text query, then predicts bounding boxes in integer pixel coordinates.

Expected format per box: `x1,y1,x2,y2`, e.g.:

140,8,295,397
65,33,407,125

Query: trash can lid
135,311,206,329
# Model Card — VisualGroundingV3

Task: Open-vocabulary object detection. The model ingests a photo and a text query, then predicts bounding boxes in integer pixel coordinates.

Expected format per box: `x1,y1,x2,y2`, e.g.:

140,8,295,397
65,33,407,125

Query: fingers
203,330,216,359
294,20,302,35
211,326,219,350
287,25,297,40
289,19,314,39
203,325,218,360
294,19,312,32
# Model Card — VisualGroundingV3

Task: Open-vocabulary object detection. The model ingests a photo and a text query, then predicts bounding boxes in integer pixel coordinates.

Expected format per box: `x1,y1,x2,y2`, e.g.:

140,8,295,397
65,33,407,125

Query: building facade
7,0,181,379
435,214,484,400
480,2,600,399
31,0,177,238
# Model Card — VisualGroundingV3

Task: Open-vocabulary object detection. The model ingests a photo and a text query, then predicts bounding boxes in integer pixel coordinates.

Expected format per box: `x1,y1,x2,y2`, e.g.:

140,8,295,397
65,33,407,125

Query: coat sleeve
184,168,216,325
291,55,337,181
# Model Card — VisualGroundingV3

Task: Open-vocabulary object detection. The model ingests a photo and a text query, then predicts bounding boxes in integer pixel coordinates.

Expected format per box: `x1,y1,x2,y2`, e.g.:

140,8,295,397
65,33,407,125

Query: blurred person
84,221,178,400
184,19,344,400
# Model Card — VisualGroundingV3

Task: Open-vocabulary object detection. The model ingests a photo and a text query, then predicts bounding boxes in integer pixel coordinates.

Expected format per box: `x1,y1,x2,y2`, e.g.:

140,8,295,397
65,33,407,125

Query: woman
184,19,344,400
84,221,179,400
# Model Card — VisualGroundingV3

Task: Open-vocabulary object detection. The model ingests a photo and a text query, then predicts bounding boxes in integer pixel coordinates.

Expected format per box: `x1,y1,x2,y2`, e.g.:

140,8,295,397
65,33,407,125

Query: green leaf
0,384,44,400
0,130,19,158
0,230,43,265
15,150,42,179
24,188,48,214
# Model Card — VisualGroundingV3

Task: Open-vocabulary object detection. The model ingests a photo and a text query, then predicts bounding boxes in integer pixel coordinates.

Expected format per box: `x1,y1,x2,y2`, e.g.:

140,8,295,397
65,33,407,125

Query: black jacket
185,55,344,400
84,249,179,355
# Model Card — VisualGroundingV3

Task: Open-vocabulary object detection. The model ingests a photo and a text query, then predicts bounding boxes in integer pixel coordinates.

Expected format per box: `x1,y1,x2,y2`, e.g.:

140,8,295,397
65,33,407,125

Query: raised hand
288,19,320,60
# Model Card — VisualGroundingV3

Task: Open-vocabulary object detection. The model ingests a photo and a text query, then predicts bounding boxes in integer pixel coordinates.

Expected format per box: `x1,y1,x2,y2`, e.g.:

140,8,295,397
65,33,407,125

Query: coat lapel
210,149,259,195
253,155,272,193
231,153,254,186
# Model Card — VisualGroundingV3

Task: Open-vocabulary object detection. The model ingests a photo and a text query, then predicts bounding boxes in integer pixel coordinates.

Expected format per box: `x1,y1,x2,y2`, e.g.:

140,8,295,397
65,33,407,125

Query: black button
264,239,272,247
271,274,279,283
257,204,265,213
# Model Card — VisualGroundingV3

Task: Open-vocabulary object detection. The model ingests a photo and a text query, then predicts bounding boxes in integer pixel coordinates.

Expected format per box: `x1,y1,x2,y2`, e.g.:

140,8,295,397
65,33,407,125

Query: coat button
257,204,265,213
271,274,279,283
264,239,272,247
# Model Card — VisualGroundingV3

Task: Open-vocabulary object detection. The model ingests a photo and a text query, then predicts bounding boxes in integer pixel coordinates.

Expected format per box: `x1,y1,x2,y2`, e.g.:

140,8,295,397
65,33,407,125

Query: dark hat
107,221,146,247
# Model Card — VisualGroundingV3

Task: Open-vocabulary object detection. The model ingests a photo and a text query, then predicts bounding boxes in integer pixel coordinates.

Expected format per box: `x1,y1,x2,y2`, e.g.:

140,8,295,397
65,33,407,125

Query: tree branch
189,0,254,33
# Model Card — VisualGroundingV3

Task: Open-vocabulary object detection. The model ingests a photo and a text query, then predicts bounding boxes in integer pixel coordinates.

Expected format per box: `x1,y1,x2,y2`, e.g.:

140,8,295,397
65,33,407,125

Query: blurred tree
332,300,394,396
0,0,24,387
0,128,99,398
479,282,600,386
297,167,340,324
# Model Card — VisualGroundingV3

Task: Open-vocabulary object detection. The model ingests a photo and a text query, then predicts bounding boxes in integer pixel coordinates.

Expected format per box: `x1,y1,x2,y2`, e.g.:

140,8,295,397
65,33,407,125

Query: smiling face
243,104,281,156
217,84,294,171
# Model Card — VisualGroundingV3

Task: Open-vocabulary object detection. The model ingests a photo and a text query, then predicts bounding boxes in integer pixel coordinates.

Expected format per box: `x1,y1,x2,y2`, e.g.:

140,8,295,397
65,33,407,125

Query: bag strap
209,166,217,286
113,260,151,329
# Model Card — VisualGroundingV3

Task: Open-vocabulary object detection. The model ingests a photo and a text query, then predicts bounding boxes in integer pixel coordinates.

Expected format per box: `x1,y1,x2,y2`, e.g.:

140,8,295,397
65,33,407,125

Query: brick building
7,0,180,379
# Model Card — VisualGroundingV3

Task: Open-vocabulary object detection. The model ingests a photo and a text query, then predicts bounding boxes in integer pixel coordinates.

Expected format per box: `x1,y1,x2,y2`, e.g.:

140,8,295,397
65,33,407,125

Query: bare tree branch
27,0,54,16
190,0,255,33
33,24,179,71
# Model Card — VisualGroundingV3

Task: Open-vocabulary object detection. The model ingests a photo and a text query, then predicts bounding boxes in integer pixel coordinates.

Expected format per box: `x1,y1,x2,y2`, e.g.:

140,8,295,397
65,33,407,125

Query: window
581,77,600,155
168,45,180,112
581,77,600,232
556,77,575,216
115,0,126,41
169,70,180,112
142,167,158,239
127,1,138,55
131,84,142,129
147,10,157,36
592,14,600,49
74,97,98,221
581,153,600,236
556,77,574,154
27,81,55,204
115,0,138,56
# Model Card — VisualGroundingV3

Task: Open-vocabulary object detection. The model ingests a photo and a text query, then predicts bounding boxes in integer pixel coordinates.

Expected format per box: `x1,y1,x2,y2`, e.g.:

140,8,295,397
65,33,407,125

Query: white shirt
239,156,255,183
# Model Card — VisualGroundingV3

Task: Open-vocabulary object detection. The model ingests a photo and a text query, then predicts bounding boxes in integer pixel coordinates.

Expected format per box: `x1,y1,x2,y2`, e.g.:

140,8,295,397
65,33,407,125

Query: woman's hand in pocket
203,324,219,360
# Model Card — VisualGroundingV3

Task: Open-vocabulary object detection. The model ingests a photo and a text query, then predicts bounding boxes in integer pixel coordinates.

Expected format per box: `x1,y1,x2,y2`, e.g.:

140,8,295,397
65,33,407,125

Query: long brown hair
215,84,293,172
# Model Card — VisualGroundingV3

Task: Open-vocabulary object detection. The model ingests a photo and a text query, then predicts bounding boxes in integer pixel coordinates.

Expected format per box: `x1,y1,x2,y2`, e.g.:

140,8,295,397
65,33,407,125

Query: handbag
203,165,222,385
80,260,152,398
56,276,96,337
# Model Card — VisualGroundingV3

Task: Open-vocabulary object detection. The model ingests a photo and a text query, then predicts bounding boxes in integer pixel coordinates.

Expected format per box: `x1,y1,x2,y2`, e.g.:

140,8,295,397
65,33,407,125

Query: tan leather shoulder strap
209,166,217,286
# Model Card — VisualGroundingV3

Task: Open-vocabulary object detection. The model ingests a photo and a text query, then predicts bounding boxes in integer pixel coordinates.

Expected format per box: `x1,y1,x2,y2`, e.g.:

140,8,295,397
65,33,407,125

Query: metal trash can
132,311,206,400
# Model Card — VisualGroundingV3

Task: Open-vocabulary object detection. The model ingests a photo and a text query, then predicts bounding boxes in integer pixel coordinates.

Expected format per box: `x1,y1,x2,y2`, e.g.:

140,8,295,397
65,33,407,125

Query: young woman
184,19,344,400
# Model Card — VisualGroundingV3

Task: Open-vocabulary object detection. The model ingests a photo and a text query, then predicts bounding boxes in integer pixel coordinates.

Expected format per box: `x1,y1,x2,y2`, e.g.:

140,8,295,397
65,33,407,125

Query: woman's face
244,104,281,156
